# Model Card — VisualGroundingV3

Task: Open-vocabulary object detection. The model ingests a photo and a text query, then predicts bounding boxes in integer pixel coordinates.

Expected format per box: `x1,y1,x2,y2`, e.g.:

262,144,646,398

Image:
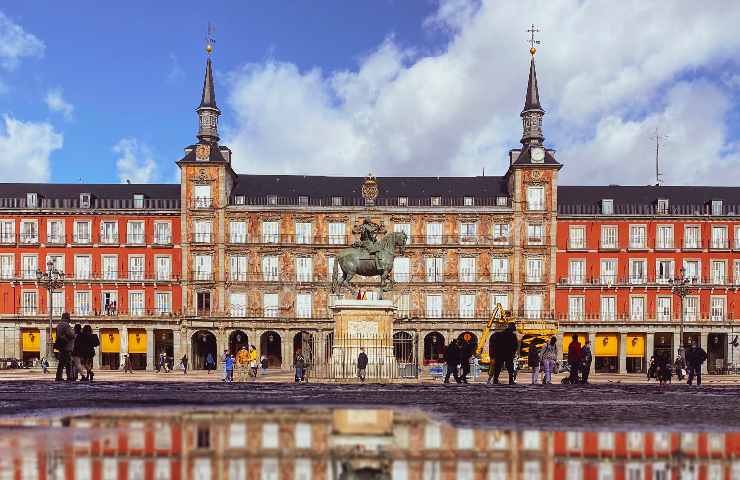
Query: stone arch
228,330,249,355
191,330,217,370
393,331,414,363
423,331,446,365
260,331,282,368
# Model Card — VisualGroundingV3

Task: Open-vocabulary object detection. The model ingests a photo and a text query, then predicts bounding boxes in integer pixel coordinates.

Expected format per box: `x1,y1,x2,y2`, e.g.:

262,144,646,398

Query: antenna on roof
126,179,131,184
651,127,668,186
482,167,485,177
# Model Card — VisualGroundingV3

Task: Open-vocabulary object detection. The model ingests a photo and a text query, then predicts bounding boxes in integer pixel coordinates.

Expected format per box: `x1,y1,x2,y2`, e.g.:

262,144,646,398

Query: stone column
93,326,102,369
39,328,47,363
173,328,182,366
646,332,655,360
618,332,627,374
700,331,709,374
673,331,681,358
556,332,564,362
120,326,128,371
588,332,597,374
146,328,154,371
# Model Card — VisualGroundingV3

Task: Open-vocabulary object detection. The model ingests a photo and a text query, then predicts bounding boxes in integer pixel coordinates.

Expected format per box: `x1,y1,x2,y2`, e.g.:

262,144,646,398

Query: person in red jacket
567,334,582,384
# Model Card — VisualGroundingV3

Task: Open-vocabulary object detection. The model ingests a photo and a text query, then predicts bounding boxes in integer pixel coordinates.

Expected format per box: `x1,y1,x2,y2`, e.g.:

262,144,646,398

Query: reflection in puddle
1,408,739,479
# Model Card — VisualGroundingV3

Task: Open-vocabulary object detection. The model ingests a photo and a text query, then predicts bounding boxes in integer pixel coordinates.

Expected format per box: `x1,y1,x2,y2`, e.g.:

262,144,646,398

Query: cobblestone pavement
1,378,739,432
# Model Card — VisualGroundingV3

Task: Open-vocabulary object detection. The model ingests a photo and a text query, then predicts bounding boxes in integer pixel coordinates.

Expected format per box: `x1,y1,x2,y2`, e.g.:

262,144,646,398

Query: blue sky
2,1,740,185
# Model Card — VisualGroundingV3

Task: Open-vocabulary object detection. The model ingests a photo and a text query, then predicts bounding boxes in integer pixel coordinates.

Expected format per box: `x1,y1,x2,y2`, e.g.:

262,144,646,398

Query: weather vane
206,22,216,55
527,24,541,56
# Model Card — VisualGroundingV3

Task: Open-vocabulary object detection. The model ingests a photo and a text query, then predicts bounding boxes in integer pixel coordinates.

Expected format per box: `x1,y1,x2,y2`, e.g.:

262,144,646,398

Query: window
684,225,700,249
154,222,171,244
601,199,614,215
263,293,279,317
656,259,674,284
629,225,646,249
298,195,309,206
398,196,408,206
491,257,509,282
569,259,585,284
262,256,279,281
523,431,541,449
396,294,411,317
680,432,697,450
426,294,442,318
295,222,312,244
295,257,313,282
626,432,643,450
102,255,117,280
711,260,726,284
708,433,724,451
711,200,723,216
128,255,144,280
193,185,211,208
492,223,509,244
684,296,698,321
47,220,65,244
393,257,410,282
296,293,312,318
426,222,442,244
598,432,615,449
133,194,144,208
196,426,210,448
267,195,277,205
155,256,171,281
20,220,38,243
73,220,91,244
527,186,545,210
262,221,280,243
331,196,342,206
630,297,645,321
229,255,247,282
736,225,740,249
26,192,38,208
711,297,725,321
0,219,14,243
127,221,145,244
431,196,441,206
194,255,212,281
656,225,673,249
526,257,543,283
294,423,311,449
735,260,740,285
234,195,245,205
100,221,118,244
229,293,246,317
569,226,586,249
193,220,211,243
0,255,13,279
656,296,672,321
425,257,443,282
459,257,476,282
394,223,411,244
491,293,509,311
459,294,476,318
155,292,171,315
229,220,247,244
707,464,722,480
657,198,669,214
629,259,646,284
74,291,91,316
568,297,584,321
683,260,700,282
496,196,508,206
527,224,543,245
524,462,541,480
51,291,66,316
129,291,144,316
566,432,583,450
75,255,91,280
22,254,37,279
524,294,543,319
102,292,117,315
653,463,669,480
600,296,616,321
653,432,669,451
21,290,37,314
567,462,583,480
463,196,474,206
600,226,618,249
424,423,441,448
459,222,477,244
328,222,346,244
711,225,728,249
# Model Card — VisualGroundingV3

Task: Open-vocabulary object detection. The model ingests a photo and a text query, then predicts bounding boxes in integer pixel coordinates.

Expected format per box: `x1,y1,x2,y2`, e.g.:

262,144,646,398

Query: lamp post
669,267,691,358
36,260,65,367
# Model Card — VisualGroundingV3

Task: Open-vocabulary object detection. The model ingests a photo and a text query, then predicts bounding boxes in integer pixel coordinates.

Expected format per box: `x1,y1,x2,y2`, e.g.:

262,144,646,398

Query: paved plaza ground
1,369,740,431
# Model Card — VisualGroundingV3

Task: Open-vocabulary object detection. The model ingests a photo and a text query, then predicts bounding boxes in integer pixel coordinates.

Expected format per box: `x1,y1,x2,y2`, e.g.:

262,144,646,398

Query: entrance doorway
293,331,313,364
229,330,249,355
154,329,174,371
260,331,282,367
393,331,414,363
707,333,727,374
423,332,445,364
191,330,217,370
653,332,673,363
457,331,478,359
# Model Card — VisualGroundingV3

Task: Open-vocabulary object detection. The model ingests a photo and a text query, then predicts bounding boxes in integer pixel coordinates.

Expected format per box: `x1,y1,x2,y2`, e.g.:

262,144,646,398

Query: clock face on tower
531,146,545,163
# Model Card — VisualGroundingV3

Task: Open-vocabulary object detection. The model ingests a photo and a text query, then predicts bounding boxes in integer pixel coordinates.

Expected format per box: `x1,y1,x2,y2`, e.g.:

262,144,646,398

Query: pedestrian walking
491,323,519,385
54,312,75,382
221,349,229,381
260,354,268,375
248,345,258,379
580,340,593,384
647,356,657,382
357,348,368,382
123,354,133,373
236,346,249,382
443,340,461,384
294,349,306,383
540,337,558,384
206,352,215,374
77,325,100,382
181,354,188,375
71,324,83,380
686,341,707,386
674,356,686,381
224,354,235,382
528,344,541,384
158,352,169,373
41,356,49,374
656,356,672,385
459,340,473,384
567,334,582,384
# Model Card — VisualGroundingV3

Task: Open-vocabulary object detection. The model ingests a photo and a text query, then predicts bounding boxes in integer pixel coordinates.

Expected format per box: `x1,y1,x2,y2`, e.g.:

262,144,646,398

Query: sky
1,0,740,186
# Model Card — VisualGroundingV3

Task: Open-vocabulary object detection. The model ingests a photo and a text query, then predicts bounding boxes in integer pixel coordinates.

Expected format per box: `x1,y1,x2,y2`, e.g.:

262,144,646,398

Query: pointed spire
196,48,221,144
520,50,545,146
199,56,218,110
523,56,542,111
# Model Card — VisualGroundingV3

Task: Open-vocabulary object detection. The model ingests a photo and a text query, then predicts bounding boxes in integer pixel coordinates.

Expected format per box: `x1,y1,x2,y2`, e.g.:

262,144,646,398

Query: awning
21,328,40,352
128,329,147,354
595,334,618,357
100,329,120,353
626,334,645,358
562,334,587,354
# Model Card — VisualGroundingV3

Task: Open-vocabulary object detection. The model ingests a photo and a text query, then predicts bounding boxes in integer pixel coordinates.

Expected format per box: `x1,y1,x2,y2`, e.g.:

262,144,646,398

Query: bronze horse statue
331,231,407,298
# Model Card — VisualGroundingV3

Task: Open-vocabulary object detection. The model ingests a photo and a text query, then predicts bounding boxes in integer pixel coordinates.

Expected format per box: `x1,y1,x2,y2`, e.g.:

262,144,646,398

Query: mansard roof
0,183,180,209
558,185,740,216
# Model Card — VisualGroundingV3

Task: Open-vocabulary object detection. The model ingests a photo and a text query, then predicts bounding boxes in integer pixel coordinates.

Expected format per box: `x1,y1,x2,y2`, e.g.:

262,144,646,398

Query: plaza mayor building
0,46,736,374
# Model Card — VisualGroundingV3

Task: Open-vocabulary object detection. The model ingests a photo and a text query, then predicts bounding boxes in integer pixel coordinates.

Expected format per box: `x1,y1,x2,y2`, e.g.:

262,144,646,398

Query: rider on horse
353,217,383,270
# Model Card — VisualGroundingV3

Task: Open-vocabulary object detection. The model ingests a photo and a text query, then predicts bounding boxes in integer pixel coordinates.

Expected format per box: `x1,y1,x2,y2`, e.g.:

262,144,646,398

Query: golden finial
206,22,216,56
206,43,213,55
530,47,537,56
527,24,540,56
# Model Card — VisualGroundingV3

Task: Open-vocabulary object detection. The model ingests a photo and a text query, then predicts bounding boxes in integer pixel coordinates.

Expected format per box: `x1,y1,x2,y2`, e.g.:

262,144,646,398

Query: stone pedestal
330,299,396,381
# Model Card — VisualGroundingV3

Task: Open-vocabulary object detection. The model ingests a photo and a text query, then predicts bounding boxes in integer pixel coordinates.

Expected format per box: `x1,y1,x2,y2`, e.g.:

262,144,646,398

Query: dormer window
601,199,614,215
298,196,309,206
464,197,474,206
26,193,38,208
398,196,408,207
496,196,508,207
431,196,441,206
711,200,723,216
234,195,245,205
80,193,91,208
331,196,342,206
133,194,144,209
267,195,278,206
657,198,669,214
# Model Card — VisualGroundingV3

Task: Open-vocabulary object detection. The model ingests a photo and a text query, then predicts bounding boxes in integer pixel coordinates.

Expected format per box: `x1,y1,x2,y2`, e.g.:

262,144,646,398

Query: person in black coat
357,348,369,382
458,339,474,384
491,323,518,385
686,342,707,386
76,325,100,381
443,340,461,384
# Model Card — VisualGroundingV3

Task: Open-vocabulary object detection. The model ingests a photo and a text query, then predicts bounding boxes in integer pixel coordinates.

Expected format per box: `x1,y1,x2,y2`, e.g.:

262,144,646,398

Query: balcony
47,234,66,245
154,234,173,246
100,233,119,245
10,307,179,318
0,233,16,245
525,275,544,284
710,239,729,250
192,270,213,282
628,241,647,251
558,312,736,323
126,233,146,246
599,242,618,251
19,234,39,245
228,234,248,245
73,233,91,245
192,233,213,244
191,197,213,209
567,241,586,251
654,242,675,251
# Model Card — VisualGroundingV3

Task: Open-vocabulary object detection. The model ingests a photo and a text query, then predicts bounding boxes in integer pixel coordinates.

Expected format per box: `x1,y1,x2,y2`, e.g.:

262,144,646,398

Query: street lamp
36,260,65,367
669,267,691,358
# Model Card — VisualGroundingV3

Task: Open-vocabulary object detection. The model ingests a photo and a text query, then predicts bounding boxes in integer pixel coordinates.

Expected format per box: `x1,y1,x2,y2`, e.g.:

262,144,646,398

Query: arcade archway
423,332,445,364
229,330,249,355
191,330,217,370
260,331,282,368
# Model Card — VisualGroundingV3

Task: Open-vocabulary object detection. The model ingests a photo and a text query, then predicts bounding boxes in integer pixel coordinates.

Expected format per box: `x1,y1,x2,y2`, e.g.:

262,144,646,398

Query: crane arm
476,303,504,357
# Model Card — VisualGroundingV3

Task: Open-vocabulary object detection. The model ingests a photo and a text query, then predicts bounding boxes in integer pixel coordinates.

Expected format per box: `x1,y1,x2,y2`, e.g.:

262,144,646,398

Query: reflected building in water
1,408,740,479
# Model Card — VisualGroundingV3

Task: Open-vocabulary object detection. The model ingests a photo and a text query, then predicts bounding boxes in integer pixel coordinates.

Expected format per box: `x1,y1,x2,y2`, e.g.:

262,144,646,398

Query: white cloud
45,87,74,120
0,115,62,181
0,11,44,70
113,138,158,184
221,0,740,185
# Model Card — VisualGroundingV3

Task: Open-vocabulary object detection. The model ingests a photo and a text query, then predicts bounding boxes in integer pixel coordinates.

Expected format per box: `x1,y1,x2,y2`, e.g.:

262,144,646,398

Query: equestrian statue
331,217,407,299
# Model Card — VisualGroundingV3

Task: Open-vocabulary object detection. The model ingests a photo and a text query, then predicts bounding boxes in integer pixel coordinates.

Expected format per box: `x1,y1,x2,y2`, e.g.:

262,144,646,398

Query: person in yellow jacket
235,346,250,382
248,345,259,380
